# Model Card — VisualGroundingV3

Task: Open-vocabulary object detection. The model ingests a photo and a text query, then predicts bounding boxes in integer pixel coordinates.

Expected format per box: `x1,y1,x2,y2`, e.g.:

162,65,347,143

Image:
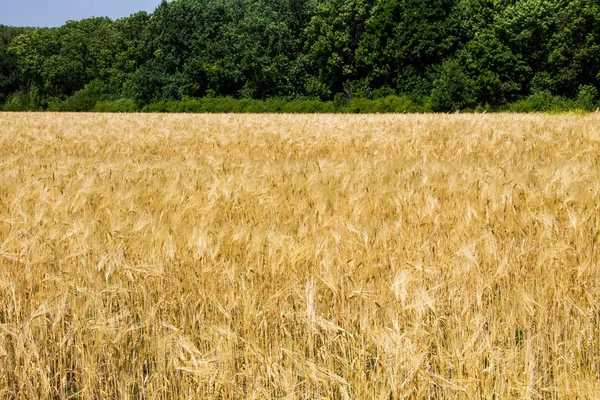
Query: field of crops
1,113,599,399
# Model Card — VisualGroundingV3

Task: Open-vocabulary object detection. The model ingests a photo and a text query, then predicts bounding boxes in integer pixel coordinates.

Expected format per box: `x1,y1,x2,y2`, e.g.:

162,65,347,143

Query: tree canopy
1,0,599,111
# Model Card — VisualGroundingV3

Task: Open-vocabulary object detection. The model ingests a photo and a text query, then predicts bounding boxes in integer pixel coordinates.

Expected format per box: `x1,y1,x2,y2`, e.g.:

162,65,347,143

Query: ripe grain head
0,112,599,398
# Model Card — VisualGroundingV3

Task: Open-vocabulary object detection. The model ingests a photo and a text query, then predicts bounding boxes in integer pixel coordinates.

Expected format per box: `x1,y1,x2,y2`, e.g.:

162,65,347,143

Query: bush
140,96,434,114
430,59,475,112
344,98,376,113
279,100,335,113
141,100,168,113
506,91,576,113
341,96,426,113
93,98,138,113
333,93,351,111
376,96,426,113
2,93,27,111
576,85,598,111
169,98,203,112
2,90,43,111
49,83,114,112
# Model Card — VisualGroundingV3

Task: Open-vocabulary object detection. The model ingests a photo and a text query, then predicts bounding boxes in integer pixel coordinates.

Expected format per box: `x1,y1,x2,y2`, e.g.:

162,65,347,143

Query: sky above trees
0,0,164,27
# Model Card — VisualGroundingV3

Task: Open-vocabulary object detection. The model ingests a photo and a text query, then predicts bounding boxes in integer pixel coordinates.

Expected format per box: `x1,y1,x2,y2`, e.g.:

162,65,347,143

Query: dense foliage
2,0,600,112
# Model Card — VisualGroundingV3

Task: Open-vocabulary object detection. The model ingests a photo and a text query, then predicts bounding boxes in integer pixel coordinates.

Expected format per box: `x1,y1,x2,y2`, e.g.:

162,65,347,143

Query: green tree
135,0,313,102
5,0,600,110
303,0,375,98
430,58,475,111
546,0,600,97
357,0,461,95
106,11,151,97
132,0,234,101
459,30,529,105
494,0,562,93
9,18,124,101
0,25,29,104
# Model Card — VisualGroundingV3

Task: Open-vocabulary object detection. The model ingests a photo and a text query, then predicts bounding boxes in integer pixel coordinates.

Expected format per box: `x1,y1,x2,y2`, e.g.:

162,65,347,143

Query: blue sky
0,0,165,27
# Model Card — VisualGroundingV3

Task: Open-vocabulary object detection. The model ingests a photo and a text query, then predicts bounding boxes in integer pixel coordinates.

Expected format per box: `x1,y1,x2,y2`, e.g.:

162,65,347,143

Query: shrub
507,91,576,113
2,90,43,111
342,96,426,113
49,83,114,112
140,96,433,114
333,93,351,111
375,96,426,113
93,98,138,113
345,98,377,113
430,59,475,112
280,100,335,113
576,85,598,111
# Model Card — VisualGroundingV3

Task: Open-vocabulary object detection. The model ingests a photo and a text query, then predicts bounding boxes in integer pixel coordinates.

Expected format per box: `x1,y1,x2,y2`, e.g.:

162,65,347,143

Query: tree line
1,0,600,112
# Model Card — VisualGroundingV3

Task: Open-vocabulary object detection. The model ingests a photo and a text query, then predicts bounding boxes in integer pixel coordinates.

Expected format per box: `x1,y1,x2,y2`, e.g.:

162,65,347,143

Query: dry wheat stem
0,112,599,399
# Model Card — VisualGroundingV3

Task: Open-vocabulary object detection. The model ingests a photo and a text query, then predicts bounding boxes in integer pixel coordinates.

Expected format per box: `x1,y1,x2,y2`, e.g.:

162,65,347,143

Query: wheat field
0,112,599,399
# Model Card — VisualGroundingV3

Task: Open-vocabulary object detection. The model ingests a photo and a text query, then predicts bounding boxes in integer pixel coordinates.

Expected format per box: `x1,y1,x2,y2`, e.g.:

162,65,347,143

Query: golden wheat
0,112,599,399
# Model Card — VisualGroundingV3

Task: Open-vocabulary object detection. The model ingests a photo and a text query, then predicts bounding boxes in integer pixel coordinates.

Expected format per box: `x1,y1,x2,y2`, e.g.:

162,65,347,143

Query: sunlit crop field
1,112,599,399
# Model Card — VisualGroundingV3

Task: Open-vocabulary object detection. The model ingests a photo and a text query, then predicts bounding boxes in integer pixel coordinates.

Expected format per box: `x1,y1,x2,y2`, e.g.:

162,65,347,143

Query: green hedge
47,83,115,112
2,93,597,114
505,88,598,113
141,97,337,113
93,98,138,113
140,96,427,114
